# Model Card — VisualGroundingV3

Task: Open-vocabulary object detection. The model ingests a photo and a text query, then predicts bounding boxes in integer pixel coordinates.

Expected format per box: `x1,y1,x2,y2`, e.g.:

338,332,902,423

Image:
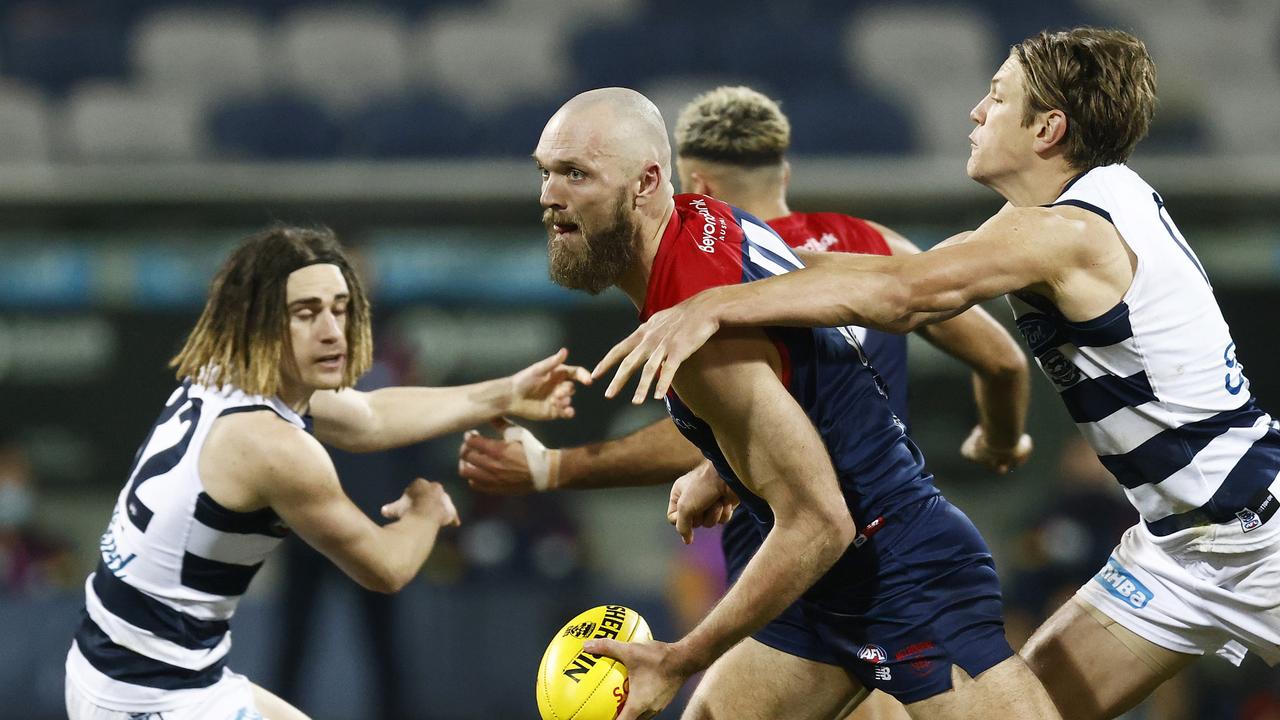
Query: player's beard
545,190,639,295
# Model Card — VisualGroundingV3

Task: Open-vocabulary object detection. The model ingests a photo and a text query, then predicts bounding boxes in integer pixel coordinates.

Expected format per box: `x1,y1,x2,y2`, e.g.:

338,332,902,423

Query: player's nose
318,310,342,341
969,98,986,124
539,177,565,210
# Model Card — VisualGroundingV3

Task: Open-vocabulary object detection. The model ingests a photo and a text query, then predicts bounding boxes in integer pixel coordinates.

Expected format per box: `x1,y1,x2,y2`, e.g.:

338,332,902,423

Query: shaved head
535,87,676,296
543,87,672,179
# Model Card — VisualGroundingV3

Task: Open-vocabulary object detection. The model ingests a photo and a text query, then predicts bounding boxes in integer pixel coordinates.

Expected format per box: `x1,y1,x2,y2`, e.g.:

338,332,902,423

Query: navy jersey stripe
92,566,228,650
748,240,802,274
1060,371,1158,424
1051,199,1113,224
1065,303,1133,348
74,614,226,690
193,492,288,537
1100,402,1266,489
1145,426,1280,536
180,552,262,596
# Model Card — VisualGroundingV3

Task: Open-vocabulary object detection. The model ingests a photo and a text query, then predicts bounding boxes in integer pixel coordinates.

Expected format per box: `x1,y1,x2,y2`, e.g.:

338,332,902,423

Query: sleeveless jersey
768,211,910,424
68,380,305,709
644,195,936,604
1009,164,1280,536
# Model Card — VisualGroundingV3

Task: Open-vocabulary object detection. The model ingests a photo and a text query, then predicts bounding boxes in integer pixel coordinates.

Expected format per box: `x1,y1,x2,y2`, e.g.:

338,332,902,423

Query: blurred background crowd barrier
1,0,1279,718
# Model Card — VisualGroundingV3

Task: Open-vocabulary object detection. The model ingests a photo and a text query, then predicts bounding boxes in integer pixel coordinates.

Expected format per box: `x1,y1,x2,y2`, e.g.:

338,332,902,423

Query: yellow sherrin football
536,605,652,720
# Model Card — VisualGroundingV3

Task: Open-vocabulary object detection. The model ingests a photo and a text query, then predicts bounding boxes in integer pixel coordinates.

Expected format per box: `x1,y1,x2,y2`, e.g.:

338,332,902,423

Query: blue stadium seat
780,83,915,156
208,94,342,159
2,4,129,94
347,94,476,157
972,0,1101,49
473,97,568,157
568,14,702,89
718,19,848,90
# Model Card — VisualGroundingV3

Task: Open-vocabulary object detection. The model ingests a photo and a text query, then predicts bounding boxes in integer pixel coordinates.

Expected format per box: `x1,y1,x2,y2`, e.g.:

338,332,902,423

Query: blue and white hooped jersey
1010,164,1280,536
643,196,937,591
68,380,304,709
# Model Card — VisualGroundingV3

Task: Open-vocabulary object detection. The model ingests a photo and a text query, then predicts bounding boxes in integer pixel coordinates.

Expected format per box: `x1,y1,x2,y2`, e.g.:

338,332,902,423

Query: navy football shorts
723,495,1013,704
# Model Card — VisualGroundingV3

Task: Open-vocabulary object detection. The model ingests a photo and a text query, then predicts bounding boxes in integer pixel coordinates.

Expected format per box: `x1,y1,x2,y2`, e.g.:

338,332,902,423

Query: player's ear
634,160,664,206
1034,109,1068,154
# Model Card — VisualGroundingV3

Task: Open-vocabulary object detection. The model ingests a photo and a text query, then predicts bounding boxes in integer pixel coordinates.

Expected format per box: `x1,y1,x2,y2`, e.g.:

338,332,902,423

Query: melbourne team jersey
1009,164,1280,536
643,195,936,596
768,211,910,424
67,380,305,710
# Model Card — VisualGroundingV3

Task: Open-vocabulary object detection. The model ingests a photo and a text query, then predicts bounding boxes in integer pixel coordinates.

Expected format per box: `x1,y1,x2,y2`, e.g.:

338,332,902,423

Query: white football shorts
66,643,263,720
1076,491,1280,667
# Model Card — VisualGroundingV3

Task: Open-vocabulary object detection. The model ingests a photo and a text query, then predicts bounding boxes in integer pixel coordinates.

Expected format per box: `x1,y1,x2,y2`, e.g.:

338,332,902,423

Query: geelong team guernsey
1010,164,1280,536
67,380,304,710
644,194,936,603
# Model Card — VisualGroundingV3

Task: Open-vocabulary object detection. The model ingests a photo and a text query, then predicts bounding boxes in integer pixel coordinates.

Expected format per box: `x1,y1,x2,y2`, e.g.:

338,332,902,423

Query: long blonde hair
170,226,373,396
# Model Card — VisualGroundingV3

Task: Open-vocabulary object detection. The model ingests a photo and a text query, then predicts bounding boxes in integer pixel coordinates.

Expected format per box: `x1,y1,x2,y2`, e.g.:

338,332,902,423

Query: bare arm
877,224,1032,470
595,205,1096,403
310,349,589,452
459,417,704,495
203,412,458,594
585,330,855,718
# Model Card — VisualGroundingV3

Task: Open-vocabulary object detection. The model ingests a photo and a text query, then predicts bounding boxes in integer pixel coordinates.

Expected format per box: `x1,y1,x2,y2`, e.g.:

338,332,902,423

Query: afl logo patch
857,644,888,664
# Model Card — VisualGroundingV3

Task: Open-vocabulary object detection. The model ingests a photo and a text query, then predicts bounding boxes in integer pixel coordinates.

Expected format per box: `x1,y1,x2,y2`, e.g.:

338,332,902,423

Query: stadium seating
0,0,1264,160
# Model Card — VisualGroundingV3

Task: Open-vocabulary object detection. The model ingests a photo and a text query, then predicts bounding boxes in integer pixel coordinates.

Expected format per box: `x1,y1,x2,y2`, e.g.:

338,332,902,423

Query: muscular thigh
683,638,862,720
1019,596,1195,720
903,656,1060,720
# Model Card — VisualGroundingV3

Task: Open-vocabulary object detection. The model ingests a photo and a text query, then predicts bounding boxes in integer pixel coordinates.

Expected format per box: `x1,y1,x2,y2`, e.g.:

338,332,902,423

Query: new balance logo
1094,558,1152,609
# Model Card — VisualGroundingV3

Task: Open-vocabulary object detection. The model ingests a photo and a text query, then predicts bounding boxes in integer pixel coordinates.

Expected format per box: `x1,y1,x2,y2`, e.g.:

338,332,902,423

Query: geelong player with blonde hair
64,226,588,720
601,27,1280,719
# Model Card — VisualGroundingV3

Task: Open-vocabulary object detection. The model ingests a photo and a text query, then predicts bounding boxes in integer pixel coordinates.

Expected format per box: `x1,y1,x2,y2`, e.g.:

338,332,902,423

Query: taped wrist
502,422,560,491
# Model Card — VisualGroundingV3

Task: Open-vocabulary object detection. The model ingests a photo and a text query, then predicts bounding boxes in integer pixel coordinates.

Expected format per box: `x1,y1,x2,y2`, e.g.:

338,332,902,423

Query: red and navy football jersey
644,195,936,570
768,212,909,426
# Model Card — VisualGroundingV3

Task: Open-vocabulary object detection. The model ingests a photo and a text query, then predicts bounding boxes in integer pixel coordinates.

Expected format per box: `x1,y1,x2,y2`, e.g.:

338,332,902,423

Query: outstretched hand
508,348,592,421
591,290,722,404
581,638,690,720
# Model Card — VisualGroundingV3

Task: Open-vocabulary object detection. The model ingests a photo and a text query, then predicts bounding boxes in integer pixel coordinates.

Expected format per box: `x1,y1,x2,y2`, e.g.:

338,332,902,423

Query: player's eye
539,167,549,180
568,168,585,181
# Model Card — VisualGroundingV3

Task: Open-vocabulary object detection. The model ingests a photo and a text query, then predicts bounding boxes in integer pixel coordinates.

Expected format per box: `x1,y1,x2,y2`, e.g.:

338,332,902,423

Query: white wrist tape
502,422,555,491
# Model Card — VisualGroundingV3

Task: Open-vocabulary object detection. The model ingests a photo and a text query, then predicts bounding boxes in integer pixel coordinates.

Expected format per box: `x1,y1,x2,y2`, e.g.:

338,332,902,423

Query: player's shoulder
645,195,753,318
207,408,326,480
772,211,888,255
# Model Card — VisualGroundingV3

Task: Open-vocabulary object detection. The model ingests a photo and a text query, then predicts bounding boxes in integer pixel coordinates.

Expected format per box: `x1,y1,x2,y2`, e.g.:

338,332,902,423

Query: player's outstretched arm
877,225,1034,474
203,412,458,594
310,348,591,453
593,206,1078,403
459,417,704,495
585,329,855,720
